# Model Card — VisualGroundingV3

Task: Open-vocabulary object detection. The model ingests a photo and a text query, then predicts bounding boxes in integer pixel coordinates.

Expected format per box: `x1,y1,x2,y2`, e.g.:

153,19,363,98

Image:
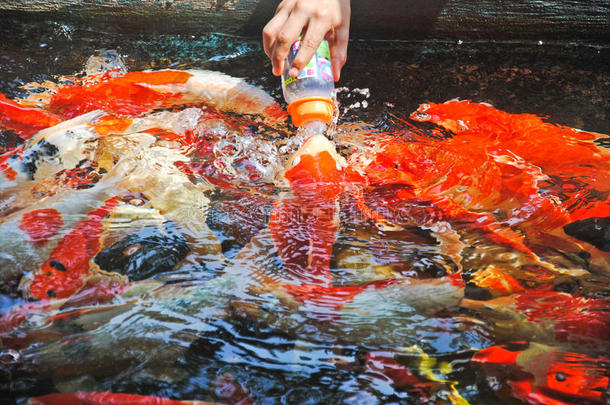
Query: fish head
409,100,488,134
282,134,348,200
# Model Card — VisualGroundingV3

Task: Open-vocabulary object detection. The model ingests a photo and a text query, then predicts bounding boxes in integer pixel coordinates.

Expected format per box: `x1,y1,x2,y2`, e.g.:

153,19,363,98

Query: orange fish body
410,100,610,223
26,197,121,300
463,289,610,344
0,93,61,139
269,134,348,285
473,342,609,404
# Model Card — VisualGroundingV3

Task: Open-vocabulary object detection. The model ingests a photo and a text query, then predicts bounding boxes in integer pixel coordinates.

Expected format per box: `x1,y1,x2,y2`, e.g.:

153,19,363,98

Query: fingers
329,26,349,81
270,1,309,76
263,0,351,79
289,21,328,77
329,0,350,81
262,0,293,59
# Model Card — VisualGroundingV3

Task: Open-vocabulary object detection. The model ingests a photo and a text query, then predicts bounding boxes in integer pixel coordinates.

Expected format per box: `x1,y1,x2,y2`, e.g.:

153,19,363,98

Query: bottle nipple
287,97,334,127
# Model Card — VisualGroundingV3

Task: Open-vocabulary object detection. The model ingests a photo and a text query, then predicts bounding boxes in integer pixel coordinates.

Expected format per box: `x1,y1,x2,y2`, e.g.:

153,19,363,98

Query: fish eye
555,372,567,382
416,112,431,120
420,103,430,112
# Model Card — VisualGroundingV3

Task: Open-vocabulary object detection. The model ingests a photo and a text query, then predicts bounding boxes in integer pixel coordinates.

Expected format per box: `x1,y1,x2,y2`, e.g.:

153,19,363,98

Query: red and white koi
42,69,281,119
19,197,124,300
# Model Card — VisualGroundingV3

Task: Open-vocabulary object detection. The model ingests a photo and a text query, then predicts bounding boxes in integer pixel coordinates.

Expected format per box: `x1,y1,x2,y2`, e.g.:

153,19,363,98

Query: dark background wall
1,0,609,41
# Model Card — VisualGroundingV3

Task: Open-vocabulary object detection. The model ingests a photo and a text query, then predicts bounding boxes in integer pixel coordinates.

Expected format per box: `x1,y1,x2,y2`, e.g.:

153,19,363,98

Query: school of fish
0,60,609,404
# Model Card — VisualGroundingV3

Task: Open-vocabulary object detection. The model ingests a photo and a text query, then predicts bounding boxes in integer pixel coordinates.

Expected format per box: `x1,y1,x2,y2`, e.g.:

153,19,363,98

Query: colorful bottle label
283,38,333,87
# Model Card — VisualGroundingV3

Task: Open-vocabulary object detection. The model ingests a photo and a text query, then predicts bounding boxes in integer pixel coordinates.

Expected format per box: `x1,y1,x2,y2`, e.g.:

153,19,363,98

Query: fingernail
289,67,299,78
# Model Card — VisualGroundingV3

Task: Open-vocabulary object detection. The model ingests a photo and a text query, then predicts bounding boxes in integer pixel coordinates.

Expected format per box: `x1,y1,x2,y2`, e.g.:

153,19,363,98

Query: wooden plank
0,0,262,34
0,0,608,40
348,0,610,40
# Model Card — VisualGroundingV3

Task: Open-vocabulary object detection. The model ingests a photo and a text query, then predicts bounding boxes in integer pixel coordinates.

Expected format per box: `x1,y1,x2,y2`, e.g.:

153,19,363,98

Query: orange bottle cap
287,97,334,127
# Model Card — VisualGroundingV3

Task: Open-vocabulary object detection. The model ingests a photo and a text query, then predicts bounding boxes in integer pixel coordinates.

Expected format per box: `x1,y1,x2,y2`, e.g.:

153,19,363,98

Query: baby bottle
281,38,334,130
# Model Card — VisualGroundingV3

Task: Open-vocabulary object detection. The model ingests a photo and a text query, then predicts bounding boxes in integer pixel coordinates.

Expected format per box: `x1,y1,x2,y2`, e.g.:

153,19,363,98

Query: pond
1,17,609,405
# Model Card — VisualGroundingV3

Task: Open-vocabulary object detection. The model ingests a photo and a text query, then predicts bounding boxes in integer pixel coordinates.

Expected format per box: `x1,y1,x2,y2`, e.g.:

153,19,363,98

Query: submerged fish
1,68,284,298
409,100,610,261
461,288,610,345
270,134,349,285
473,341,610,405
20,197,123,300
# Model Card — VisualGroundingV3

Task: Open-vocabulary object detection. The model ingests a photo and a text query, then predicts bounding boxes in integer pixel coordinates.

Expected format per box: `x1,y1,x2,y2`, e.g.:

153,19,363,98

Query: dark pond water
0,16,609,405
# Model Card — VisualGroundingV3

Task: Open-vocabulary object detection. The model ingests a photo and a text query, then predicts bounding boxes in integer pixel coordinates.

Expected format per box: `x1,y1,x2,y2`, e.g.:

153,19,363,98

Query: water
1,16,609,405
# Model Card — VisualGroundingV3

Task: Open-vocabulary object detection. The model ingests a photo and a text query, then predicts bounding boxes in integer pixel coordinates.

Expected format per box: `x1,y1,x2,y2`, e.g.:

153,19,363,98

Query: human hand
263,0,350,81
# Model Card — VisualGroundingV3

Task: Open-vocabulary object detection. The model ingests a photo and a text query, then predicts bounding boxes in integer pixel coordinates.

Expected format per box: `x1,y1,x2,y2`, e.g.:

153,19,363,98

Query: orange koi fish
269,134,349,285
473,342,610,405
410,100,610,222
23,197,122,300
345,104,610,271
28,392,217,405
347,152,546,272
0,93,61,139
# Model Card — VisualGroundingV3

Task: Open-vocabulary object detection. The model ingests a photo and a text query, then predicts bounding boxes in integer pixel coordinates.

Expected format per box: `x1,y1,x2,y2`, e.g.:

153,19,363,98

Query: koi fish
111,146,222,260
461,289,610,344
20,197,124,300
0,278,159,348
0,110,105,192
410,100,610,223
346,106,610,273
269,134,349,285
363,350,469,405
232,242,467,342
0,67,283,192
94,216,191,281
0,166,129,287
473,342,610,405
45,69,281,119
28,391,218,405
363,353,437,401
2,276,235,383
346,143,553,273
0,93,61,139
1,130,223,298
